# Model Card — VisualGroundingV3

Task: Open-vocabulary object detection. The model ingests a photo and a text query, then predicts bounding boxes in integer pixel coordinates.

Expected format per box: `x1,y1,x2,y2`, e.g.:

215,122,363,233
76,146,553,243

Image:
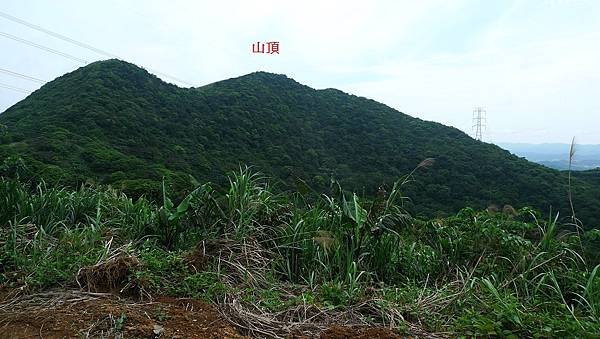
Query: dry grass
218,292,448,338
200,236,275,288
201,237,448,338
76,247,141,297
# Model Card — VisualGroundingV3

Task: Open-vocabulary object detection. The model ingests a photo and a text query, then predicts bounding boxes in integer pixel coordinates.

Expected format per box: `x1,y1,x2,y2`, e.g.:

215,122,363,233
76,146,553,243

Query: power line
0,68,46,84
144,68,194,87
0,10,195,86
0,31,89,64
0,11,116,59
0,82,31,94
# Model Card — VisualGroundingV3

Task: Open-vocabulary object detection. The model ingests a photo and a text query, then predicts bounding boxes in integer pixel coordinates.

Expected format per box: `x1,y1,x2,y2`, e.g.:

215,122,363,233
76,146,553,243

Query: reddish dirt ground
319,325,402,339
0,291,410,338
0,294,245,338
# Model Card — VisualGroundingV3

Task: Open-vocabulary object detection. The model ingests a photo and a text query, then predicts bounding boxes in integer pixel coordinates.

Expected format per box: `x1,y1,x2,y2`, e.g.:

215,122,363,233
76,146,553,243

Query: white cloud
1,0,599,143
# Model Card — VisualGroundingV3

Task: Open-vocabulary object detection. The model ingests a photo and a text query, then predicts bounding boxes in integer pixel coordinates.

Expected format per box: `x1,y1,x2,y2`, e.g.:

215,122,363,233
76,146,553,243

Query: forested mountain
1,59,599,227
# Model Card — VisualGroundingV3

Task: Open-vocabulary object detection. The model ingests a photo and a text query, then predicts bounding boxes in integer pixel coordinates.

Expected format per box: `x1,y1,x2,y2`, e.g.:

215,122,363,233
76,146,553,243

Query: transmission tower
472,107,486,141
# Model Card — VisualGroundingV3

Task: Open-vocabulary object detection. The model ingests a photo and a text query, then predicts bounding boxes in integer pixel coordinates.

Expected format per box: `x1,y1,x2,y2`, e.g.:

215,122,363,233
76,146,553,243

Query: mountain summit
1,59,599,224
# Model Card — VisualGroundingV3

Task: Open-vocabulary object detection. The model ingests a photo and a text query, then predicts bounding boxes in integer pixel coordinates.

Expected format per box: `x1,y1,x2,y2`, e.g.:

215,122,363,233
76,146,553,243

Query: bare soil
319,325,402,338
0,293,244,338
0,290,409,338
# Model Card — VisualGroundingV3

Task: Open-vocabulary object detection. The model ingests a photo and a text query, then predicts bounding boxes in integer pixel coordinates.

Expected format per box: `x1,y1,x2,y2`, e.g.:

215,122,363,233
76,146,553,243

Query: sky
1,0,599,144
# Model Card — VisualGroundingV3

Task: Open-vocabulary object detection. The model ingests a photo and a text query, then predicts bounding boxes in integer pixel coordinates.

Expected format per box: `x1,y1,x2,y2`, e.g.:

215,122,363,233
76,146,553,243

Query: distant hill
1,59,600,227
499,143,600,170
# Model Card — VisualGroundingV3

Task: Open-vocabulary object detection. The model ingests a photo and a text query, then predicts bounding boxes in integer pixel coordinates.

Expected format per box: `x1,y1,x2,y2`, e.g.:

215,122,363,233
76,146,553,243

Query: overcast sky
1,0,599,143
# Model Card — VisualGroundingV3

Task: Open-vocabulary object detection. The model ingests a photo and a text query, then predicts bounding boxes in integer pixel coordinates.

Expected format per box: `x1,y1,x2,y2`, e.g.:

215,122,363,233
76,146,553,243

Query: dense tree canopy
1,59,599,227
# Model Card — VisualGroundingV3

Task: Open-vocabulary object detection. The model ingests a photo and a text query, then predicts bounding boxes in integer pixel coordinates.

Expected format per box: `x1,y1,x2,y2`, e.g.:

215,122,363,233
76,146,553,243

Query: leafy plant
156,180,211,249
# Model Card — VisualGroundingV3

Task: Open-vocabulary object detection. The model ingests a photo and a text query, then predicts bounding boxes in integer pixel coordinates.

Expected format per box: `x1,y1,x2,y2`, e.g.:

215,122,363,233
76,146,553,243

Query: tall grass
1,163,599,336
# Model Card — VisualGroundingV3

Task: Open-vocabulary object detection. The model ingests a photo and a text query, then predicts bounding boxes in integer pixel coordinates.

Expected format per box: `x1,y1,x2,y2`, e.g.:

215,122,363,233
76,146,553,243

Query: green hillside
1,59,599,227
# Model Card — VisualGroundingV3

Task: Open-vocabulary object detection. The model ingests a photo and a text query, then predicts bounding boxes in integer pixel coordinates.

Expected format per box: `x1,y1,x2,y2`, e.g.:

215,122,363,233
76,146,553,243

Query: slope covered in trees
1,59,599,227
